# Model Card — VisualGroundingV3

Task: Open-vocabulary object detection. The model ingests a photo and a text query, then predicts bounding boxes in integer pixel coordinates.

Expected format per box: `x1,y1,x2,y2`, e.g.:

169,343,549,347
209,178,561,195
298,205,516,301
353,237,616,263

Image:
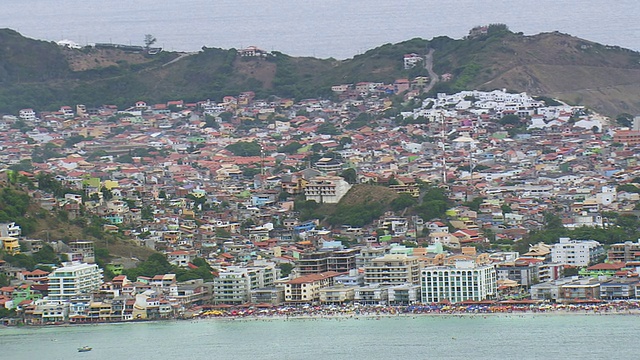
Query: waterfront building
150,274,178,296
284,271,341,303
599,278,639,300
530,277,577,301
551,237,604,267
560,278,601,300
250,287,284,305
496,259,540,288
353,284,391,305
388,284,421,305
46,262,103,304
421,260,497,303
364,254,421,285
319,284,357,304
214,263,278,304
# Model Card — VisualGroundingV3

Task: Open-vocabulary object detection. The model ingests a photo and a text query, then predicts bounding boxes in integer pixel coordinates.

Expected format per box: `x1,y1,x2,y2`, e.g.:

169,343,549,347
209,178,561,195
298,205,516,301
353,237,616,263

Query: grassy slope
2,29,640,115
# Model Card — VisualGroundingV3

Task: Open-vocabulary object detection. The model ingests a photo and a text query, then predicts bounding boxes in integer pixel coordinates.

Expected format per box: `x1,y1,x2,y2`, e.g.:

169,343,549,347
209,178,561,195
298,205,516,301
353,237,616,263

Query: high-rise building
213,262,278,304
421,260,496,303
364,254,421,285
47,262,103,304
551,237,604,266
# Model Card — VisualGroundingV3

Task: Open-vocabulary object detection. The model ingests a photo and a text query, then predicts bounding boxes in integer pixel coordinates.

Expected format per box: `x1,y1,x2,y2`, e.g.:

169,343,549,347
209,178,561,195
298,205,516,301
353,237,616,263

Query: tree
278,263,294,277
390,194,417,212
499,114,521,127
144,34,157,51
464,197,485,212
340,168,357,184
191,257,212,270
225,141,261,156
543,212,564,230
0,273,9,287
317,123,340,135
339,137,352,147
616,113,634,127
32,244,59,264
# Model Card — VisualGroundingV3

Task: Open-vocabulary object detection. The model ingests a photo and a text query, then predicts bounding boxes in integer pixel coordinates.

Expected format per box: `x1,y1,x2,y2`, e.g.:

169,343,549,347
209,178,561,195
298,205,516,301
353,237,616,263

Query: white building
551,237,604,267
403,53,423,69
213,262,278,304
47,262,103,304
0,222,21,237
421,260,497,303
19,108,36,122
304,176,352,204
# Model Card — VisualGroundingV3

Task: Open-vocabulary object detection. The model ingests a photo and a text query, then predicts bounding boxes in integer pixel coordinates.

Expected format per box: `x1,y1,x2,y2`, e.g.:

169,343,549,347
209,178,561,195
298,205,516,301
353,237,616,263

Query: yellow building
1,236,20,255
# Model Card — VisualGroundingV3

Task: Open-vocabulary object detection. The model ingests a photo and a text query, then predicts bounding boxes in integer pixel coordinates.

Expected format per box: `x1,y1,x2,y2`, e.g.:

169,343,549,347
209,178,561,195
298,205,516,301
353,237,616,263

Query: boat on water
78,346,92,352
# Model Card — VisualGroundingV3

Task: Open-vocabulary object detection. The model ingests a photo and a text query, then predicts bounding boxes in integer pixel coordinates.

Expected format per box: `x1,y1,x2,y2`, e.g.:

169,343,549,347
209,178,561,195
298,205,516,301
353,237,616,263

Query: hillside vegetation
1,27,640,115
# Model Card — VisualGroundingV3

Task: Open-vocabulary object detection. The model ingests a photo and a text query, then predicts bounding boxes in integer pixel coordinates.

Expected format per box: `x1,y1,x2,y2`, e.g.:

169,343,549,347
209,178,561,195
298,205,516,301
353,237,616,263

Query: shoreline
5,302,640,328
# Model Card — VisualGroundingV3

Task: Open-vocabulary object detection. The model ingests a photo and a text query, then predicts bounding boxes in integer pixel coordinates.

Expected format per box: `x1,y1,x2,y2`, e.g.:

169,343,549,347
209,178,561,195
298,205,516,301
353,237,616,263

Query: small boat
78,346,92,352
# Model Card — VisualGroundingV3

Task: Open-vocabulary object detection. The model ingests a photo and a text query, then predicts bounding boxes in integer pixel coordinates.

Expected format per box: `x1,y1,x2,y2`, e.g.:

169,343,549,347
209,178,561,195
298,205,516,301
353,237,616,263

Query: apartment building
421,260,497,303
47,262,103,304
213,263,278,304
608,241,640,263
551,237,604,266
304,176,352,204
364,254,421,285
284,271,341,303
297,249,358,275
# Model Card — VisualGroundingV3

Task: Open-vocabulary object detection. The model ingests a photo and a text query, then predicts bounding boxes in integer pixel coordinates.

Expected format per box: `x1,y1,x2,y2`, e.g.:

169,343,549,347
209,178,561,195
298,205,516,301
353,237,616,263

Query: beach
193,301,640,322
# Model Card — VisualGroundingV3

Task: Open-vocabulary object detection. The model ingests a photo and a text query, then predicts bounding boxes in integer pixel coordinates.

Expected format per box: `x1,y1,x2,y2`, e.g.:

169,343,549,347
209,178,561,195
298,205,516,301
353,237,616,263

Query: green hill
1,26,640,116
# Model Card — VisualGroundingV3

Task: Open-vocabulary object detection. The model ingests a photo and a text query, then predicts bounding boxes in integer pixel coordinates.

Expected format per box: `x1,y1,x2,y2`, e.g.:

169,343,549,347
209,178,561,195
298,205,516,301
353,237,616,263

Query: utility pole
439,111,447,184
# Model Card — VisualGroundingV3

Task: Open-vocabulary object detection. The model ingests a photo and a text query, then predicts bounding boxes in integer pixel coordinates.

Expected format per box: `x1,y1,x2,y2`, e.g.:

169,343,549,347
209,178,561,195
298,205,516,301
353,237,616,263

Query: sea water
2,314,640,360
2,0,640,59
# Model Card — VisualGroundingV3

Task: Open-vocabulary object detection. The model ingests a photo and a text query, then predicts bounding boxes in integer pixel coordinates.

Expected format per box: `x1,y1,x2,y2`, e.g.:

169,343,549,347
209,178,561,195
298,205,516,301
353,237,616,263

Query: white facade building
551,237,604,266
19,108,36,122
47,262,103,303
421,260,497,303
304,176,352,204
213,262,278,304
0,222,21,237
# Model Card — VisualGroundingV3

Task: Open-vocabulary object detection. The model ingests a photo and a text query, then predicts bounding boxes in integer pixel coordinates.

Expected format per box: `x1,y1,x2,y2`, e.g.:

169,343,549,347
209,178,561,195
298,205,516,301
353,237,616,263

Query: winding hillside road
162,52,196,67
423,48,439,93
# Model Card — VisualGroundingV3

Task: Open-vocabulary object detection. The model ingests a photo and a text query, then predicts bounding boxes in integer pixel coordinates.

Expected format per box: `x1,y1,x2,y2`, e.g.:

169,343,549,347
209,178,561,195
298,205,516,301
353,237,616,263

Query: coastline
5,302,640,328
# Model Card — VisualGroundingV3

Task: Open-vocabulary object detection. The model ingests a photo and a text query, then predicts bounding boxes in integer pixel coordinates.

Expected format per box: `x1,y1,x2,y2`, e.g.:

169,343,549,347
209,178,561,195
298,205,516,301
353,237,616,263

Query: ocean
1,314,639,360
2,0,640,59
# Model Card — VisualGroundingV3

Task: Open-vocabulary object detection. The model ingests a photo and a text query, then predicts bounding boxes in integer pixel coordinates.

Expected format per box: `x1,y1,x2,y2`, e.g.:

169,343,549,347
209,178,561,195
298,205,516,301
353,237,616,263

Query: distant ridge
1,26,640,116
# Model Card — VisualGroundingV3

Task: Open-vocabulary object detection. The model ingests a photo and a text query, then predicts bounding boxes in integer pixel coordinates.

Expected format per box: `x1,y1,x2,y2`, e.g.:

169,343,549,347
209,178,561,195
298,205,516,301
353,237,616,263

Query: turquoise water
2,314,639,360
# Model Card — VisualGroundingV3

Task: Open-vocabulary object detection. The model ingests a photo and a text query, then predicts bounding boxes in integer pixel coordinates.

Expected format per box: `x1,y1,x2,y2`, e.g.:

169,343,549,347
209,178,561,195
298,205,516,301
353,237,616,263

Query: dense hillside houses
3,81,640,324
